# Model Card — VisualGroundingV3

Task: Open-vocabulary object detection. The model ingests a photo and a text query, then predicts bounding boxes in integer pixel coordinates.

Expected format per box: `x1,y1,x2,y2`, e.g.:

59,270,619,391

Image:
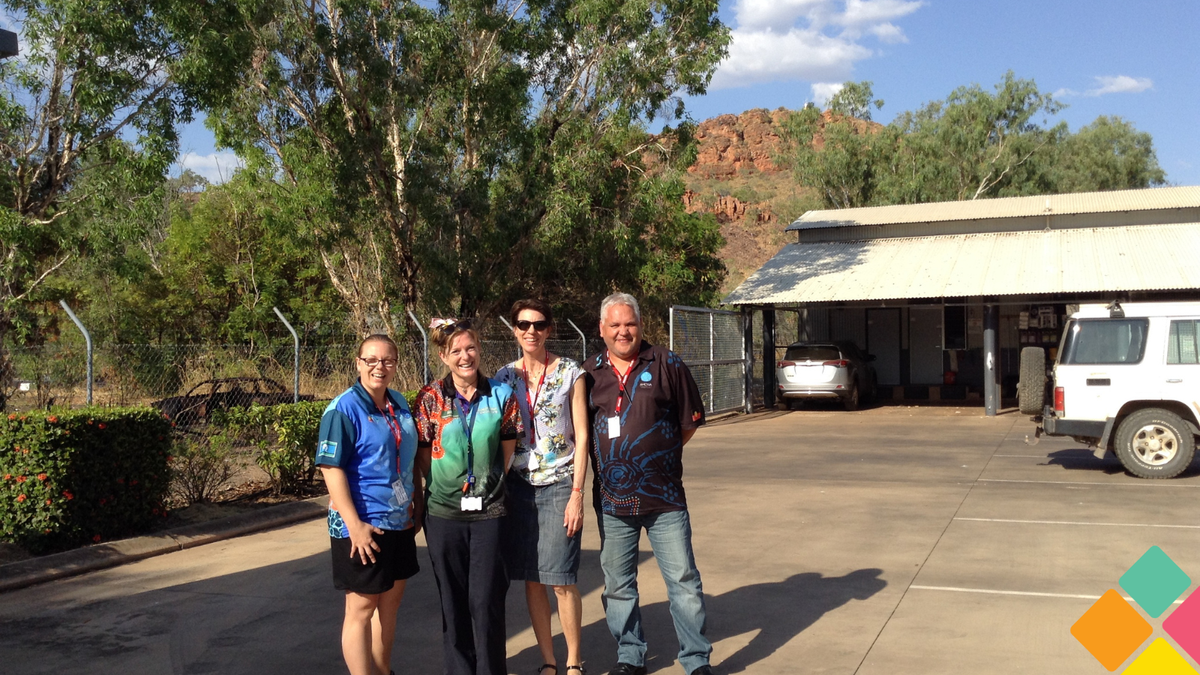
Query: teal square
1120,546,1192,618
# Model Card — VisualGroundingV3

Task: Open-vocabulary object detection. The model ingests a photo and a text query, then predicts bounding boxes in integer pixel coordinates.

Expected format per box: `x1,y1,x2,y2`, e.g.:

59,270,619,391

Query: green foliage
828,81,884,122
170,435,240,505
0,407,172,553
218,401,327,495
782,73,1167,210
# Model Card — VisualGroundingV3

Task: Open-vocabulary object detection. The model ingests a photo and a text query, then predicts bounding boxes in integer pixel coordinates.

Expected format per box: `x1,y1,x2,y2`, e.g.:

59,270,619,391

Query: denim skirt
504,473,581,586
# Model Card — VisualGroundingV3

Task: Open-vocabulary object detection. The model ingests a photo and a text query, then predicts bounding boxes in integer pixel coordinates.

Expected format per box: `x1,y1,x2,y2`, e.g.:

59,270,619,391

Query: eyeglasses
358,357,398,369
515,320,551,332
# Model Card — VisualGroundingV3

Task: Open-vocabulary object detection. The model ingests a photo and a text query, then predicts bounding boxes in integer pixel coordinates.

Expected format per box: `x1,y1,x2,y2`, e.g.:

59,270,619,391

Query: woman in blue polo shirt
316,334,419,675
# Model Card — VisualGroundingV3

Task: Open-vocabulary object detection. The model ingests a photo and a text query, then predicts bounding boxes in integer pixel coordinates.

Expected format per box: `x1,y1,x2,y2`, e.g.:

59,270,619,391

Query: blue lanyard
454,390,481,492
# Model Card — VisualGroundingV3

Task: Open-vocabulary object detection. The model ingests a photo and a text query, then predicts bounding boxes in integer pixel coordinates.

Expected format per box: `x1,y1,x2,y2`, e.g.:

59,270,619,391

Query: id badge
607,416,620,439
391,477,409,506
460,496,483,511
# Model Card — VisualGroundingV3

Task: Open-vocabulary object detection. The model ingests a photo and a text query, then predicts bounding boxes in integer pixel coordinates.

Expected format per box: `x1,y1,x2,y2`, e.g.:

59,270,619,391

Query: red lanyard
609,351,635,414
382,401,404,451
520,353,549,441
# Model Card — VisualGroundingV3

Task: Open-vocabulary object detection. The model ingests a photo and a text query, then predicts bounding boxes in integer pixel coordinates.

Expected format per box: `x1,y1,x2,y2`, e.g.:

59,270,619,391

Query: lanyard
523,354,550,444
454,389,481,493
608,350,640,415
382,400,405,451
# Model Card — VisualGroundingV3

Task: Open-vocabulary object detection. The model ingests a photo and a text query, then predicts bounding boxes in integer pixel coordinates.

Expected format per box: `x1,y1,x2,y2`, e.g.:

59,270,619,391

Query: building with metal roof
723,186,1200,415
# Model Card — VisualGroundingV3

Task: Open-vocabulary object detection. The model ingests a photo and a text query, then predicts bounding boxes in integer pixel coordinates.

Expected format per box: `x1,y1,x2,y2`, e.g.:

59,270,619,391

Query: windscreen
1060,319,1148,365
784,346,841,361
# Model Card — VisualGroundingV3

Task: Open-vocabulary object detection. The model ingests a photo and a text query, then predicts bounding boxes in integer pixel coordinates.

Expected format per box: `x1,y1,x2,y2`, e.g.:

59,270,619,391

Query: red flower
6,414,14,420
47,416,57,423
16,494,25,503
62,431,69,435
99,498,107,506
45,499,51,505
21,448,28,454
166,456,174,462
87,419,93,425
93,535,102,543
117,478,124,484
37,473,47,481
98,423,106,430
130,479,138,486
62,490,74,500
157,435,164,441
3,474,10,480
44,529,51,534
16,475,26,483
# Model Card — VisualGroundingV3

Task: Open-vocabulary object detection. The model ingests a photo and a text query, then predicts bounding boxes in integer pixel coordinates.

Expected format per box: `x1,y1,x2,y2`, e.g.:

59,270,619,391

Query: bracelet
571,487,583,493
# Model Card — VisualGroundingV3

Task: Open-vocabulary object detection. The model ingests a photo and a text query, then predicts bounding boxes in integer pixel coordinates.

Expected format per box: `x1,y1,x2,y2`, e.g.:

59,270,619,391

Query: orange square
1071,589,1154,671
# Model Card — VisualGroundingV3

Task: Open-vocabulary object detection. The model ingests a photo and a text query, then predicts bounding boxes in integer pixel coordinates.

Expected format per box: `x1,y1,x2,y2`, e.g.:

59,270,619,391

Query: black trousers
425,515,509,675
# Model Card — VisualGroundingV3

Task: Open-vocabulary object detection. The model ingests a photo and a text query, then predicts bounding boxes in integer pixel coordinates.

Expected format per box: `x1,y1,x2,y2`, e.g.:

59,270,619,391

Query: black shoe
608,664,646,675
689,666,715,675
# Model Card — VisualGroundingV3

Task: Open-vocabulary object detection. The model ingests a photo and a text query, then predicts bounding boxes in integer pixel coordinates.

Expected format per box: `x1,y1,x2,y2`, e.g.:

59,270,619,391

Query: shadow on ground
508,568,887,674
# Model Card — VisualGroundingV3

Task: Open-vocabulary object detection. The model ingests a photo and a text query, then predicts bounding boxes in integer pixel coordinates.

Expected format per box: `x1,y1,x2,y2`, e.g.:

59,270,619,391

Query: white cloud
177,151,243,184
1087,75,1153,96
713,0,924,90
711,28,872,90
811,82,844,107
868,22,908,43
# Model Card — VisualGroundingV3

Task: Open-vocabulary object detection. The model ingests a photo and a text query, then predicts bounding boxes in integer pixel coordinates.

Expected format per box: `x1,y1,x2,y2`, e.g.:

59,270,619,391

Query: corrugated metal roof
724,223,1200,305
787,186,1200,231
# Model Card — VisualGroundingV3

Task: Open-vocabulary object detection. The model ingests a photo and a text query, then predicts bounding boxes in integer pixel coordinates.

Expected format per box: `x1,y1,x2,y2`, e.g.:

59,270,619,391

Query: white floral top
495,357,585,486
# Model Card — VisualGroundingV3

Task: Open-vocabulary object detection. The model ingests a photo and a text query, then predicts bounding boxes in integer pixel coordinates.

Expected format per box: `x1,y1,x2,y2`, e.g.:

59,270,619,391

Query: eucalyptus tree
0,0,237,408
204,0,730,333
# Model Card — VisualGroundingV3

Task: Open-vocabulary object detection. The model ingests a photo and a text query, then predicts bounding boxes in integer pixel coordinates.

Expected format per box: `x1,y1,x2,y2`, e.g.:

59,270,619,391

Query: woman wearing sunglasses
496,299,590,675
315,334,420,675
415,319,522,675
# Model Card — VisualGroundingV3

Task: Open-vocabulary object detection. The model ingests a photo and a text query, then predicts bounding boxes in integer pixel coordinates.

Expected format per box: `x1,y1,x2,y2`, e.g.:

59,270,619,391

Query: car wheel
842,384,860,411
1018,347,1046,415
1114,408,1196,479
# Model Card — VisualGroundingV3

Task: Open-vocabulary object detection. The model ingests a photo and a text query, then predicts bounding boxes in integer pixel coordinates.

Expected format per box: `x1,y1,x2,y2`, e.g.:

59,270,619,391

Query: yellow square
1124,639,1200,675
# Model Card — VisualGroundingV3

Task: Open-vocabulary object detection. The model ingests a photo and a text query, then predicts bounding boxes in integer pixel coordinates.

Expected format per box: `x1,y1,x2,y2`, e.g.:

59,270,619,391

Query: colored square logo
1123,638,1199,675
1121,546,1192,618
1072,589,1154,671
1164,586,1200,663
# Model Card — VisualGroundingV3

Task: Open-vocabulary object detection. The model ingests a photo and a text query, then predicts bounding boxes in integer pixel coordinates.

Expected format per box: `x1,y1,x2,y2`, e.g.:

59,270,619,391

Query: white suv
1023,302,1200,478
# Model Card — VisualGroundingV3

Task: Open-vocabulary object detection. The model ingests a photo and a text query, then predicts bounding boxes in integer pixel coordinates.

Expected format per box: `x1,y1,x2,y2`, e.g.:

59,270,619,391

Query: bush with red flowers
0,407,171,553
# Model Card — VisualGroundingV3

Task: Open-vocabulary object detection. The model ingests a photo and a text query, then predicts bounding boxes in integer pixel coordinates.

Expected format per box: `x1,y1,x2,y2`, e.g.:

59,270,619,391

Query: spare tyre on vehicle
1018,346,1047,416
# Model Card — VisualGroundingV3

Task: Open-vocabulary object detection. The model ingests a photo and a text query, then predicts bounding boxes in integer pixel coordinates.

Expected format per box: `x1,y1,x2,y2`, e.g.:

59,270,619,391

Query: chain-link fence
669,306,747,415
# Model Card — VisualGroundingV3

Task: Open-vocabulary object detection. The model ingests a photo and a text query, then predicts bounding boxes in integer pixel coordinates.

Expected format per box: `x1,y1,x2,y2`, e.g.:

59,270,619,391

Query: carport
724,186,1200,415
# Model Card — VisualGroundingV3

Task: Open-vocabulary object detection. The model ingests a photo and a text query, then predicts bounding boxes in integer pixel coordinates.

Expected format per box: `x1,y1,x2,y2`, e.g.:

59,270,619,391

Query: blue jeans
597,510,711,673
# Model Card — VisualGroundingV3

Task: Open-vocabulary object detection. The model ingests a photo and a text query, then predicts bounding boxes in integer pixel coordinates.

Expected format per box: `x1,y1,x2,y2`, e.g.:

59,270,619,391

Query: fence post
566,319,587,361
742,308,753,414
272,307,300,403
498,317,521,360
58,300,92,405
407,310,429,385
708,311,714,411
669,306,675,352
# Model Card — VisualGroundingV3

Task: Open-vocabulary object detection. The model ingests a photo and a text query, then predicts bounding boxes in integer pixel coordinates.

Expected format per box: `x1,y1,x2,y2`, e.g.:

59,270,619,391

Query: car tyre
1018,347,1046,415
1114,408,1196,479
842,384,860,411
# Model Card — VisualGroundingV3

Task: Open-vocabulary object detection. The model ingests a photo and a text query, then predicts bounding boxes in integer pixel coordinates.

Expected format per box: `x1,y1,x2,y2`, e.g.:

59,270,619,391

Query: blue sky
174,0,1199,186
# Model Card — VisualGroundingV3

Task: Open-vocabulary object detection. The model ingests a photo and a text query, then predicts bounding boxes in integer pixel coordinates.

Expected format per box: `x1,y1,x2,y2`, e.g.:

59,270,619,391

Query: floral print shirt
496,357,585,486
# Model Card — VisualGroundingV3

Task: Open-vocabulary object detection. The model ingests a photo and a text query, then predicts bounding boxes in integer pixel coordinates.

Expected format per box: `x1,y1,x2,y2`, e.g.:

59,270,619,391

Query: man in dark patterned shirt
586,292,713,675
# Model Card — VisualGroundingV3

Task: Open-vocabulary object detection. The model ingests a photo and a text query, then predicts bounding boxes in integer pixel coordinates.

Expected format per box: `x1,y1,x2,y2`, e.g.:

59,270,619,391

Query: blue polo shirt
316,382,418,536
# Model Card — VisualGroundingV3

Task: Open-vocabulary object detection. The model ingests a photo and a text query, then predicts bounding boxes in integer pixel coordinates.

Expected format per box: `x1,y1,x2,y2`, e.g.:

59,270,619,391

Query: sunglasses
515,320,551,332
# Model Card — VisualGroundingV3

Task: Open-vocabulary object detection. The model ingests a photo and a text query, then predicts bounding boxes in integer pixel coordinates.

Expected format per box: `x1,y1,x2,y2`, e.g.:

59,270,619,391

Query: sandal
538,665,558,675
567,666,586,674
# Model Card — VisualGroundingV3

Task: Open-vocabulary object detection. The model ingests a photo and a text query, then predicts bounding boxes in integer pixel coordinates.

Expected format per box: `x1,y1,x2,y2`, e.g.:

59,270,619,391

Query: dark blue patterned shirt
585,342,705,516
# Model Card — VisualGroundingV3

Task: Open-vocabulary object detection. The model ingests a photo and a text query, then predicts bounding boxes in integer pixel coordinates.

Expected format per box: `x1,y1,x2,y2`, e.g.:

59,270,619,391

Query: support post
566,319,587,361
272,307,300,403
58,301,92,405
762,309,776,408
407,310,429,385
984,303,999,417
498,316,521,360
742,308,754,414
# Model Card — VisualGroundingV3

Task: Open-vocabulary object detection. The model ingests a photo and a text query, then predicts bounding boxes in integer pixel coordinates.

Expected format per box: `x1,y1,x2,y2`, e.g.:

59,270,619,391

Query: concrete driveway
2,406,1198,674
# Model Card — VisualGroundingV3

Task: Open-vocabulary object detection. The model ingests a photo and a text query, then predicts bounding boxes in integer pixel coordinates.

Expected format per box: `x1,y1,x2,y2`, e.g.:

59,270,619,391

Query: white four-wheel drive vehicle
1022,301,1200,478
